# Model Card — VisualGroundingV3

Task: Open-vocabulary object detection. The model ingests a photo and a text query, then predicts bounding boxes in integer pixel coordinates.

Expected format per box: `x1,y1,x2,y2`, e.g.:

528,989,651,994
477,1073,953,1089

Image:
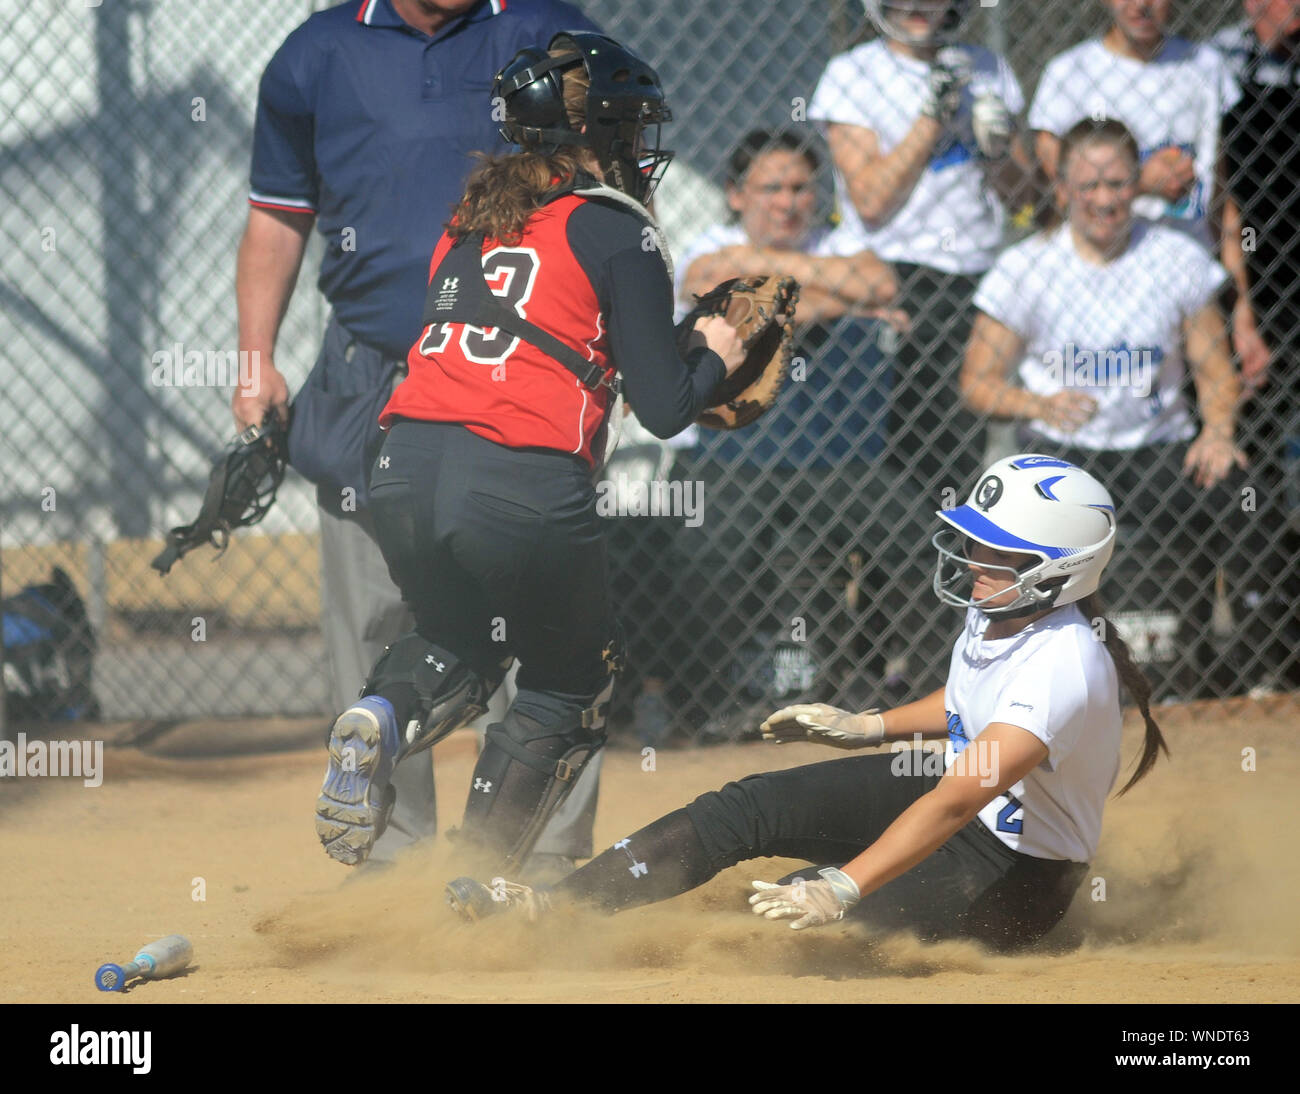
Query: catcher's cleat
445,876,552,923
315,696,400,865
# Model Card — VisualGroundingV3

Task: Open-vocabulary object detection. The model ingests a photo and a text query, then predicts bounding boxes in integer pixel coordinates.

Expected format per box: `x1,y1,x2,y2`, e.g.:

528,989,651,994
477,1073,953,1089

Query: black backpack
3,567,99,721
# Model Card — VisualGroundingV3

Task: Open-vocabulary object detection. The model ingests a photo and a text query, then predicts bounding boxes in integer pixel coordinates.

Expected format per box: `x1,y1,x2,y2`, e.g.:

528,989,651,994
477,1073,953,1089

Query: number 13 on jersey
419,246,540,366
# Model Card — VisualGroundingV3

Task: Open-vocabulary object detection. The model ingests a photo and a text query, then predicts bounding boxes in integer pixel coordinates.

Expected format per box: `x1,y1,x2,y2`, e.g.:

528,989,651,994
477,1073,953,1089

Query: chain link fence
2,0,1296,742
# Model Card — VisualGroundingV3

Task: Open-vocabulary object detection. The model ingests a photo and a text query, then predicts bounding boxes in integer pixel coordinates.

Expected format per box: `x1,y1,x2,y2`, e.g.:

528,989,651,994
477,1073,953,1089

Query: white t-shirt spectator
1028,37,1241,244
944,604,1121,862
1211,20,1257,82
673,222,845,318
973,220,1229,450
809,39,1025,275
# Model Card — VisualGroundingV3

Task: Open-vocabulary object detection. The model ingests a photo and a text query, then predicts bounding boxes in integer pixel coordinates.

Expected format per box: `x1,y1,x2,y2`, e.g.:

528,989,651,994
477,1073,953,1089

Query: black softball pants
685,754,1088,951
367,419,614,703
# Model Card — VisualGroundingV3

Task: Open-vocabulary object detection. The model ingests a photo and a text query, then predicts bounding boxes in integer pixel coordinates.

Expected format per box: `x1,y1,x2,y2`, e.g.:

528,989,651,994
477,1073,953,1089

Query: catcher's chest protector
396,195,615,465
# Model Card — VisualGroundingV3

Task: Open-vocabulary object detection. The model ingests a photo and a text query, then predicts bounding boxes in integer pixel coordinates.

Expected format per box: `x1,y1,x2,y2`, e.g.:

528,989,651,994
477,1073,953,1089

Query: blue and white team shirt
973,220,1228,451
1028,37,1241,246
808,38,1025,275
943,604,1122,863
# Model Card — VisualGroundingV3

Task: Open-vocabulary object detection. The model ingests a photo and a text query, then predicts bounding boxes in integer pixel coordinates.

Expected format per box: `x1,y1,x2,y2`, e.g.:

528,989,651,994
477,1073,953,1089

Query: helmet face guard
862,0,973,47
932,530,1067,619
493,31,674,205
932,454,1117,620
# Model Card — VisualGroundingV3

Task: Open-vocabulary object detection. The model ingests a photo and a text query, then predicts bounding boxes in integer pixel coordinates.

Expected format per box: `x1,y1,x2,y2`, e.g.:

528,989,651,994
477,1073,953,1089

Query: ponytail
1077,592,1169,794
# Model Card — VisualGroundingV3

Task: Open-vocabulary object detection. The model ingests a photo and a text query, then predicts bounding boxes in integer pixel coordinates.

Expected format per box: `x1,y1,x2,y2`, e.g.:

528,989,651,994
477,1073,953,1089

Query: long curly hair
447,48,591,245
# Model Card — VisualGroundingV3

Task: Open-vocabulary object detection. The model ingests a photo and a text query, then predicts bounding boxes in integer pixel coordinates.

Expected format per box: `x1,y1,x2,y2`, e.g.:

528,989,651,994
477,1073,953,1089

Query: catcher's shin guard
461,674,615,872
362,634,510,759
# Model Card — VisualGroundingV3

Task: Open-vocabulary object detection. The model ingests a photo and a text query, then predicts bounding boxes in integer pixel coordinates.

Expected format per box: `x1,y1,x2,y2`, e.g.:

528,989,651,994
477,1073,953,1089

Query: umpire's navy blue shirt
249,0,599,360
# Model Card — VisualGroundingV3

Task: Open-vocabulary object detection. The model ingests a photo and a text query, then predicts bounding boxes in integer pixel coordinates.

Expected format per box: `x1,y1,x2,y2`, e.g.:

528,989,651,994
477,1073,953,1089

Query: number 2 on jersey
995,793,1024,834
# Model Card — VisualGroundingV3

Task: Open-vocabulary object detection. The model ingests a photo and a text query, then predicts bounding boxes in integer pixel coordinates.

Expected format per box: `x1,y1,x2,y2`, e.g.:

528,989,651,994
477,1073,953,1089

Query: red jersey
380,194,615,467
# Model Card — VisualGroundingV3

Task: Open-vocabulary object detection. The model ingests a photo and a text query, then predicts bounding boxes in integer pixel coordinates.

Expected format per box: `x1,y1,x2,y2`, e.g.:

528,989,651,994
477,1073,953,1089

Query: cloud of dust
256,722,1298,982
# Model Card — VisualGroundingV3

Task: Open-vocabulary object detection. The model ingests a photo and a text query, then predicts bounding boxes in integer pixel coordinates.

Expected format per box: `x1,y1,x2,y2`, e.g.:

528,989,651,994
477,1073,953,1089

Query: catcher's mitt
678,274,799,430
150,415,289,576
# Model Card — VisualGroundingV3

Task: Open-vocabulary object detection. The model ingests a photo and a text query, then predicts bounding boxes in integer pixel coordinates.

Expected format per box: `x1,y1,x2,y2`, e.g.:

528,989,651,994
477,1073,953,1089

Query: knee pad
363,634,511,758
462,673,615,870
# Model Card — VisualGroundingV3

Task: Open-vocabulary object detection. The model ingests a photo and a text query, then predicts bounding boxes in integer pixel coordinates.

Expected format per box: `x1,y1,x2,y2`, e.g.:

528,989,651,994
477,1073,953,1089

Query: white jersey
672,221,845,319
973,220,1228,450
943,605,1122,862
809,39,1025,274
1028,37,1240,244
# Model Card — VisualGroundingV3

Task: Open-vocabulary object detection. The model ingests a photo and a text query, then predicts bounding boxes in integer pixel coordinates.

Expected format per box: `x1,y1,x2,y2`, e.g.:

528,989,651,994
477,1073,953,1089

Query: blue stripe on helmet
1036,474,1065,500
1009,456,1074,470
938,506,1070,560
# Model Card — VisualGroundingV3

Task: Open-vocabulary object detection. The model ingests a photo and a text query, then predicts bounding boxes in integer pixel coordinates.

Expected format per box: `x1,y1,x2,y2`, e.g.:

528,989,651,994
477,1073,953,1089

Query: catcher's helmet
862,0,974,46
932,454,1117,619
492,31,673,204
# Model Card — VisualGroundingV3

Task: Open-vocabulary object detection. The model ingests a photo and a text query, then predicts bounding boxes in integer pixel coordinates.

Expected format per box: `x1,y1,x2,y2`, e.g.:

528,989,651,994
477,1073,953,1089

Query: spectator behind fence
669,128,919,723
1031,0,1236,247
231,0,604,871
1215,0,1300,689
675,128,906,467
1029,0,1268,385
809,0,1040,496
677,129,902,328
960,119,1258,697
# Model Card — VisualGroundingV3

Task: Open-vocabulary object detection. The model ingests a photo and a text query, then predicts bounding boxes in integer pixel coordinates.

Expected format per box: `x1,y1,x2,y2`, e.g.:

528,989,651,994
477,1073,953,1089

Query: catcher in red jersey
314,31,748,873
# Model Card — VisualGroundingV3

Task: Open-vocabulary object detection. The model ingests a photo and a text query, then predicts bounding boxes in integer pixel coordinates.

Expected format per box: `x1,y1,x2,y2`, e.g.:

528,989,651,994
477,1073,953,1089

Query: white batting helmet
862,1,975,47
932,454,1117,618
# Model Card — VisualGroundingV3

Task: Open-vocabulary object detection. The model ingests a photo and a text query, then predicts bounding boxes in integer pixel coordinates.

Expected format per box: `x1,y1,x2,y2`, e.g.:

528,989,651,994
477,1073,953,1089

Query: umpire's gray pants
318,502,604,861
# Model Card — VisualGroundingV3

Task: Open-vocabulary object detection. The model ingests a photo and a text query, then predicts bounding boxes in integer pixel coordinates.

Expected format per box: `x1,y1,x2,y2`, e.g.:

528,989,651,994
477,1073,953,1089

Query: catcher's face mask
151,416,288,575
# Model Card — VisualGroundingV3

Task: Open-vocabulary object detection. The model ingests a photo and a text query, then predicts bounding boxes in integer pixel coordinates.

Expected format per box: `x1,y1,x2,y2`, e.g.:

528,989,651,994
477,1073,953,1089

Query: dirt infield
1,697,1297,1004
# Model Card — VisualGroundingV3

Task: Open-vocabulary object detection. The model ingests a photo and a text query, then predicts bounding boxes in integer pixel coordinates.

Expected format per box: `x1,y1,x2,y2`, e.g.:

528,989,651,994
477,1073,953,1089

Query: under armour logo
473,777,492,792
424,655,445,671
614,837,648,879
379,456,390,469
441,276,459,292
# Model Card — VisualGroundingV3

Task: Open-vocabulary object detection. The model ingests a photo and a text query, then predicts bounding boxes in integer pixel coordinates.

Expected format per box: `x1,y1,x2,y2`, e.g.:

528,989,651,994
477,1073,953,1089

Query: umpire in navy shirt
232,0,602,867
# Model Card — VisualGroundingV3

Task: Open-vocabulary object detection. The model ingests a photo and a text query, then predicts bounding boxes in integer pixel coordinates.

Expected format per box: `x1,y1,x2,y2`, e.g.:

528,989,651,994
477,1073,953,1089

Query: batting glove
972,92,1013,161
760,703,886,749
749,868,861,930
920,56,967,122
